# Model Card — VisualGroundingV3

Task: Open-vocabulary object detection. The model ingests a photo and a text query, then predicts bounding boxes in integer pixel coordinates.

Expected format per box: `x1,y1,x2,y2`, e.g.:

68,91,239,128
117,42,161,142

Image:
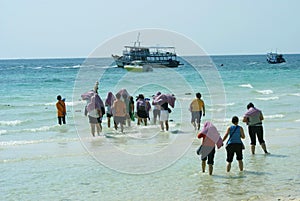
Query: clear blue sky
1,0,299,59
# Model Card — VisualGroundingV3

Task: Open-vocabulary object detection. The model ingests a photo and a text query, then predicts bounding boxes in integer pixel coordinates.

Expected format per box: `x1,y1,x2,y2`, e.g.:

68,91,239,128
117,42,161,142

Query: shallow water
1,55,300,200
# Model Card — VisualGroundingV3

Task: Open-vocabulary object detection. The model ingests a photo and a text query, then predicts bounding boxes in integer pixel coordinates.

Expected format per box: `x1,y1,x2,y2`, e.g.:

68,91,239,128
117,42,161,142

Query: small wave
44,100,84,107
23,125,56,133
44,78,64,83
295,119,300,122
256,90,273,95
30,66,42,70
264,114,285,119
290,93,300,97
0,120,24,126
61,65,81,69
255,96,279,101
0,137,79,146
215,102,235,107
239,84,253,89
0,130,8,135
247,62,258,65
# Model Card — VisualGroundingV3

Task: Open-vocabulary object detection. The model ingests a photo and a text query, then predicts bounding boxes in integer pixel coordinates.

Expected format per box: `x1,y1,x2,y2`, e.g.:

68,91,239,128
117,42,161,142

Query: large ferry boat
112,34,182,68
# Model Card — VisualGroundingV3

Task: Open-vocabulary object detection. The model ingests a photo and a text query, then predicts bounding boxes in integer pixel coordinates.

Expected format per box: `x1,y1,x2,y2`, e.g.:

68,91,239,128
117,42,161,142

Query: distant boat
266,52,286,64
112,33,182,68
124,60,153,72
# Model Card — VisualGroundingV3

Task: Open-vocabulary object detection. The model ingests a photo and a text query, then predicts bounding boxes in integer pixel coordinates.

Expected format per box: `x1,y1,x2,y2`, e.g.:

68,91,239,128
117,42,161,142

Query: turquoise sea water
0,55,300,200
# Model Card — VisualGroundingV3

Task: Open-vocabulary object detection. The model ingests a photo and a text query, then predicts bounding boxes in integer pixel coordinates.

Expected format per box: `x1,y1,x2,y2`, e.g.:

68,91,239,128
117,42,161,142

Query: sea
0,54,299,201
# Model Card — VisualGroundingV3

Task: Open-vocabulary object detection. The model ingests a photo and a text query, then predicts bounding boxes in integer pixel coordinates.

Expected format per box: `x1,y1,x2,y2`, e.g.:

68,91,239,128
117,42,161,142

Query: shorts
106,113,113,118
88,116,101,124
191,111,202,123
160,110,169,122
137,110,148,118
248,125,265,145
201,146,216,165
114,116,125,125
226,143,243,162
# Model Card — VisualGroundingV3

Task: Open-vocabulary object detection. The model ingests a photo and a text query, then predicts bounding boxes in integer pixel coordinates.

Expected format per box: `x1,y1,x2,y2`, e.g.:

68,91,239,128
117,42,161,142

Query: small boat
266,52,286,64
112,33,182,68
124,61,153,72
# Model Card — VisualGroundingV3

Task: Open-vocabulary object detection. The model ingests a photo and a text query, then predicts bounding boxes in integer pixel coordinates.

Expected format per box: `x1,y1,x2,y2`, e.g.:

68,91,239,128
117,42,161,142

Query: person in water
243,102,270,154
189,92,205,130
136,94,149,126
197,122,223,175
222,116,245,172
56,95,66,125
112,93,126,133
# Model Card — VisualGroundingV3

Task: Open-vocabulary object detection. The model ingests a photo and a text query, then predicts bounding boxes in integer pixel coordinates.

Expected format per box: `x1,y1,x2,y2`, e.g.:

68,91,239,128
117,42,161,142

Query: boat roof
124,45,176,49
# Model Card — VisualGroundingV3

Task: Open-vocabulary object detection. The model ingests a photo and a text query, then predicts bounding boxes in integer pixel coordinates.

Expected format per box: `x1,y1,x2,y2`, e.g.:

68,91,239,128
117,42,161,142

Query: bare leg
208,164,213,175
127,118,131,127
238,160,243,171
202,161,206,173
120,123,124,133
226,162,231,172
192,122,196,130
144,118,147,126
96,123,101,136
160,121,164,131
137,118,141,125
251,145,255,155
90,124,95,137
114,121,118,130
108,117,111,128
261,143,270,154
197,123,200,131
165,121,169,131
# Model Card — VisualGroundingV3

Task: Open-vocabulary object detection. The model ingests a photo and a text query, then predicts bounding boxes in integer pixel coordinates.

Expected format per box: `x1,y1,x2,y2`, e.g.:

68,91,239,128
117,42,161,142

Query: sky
1,0,299,59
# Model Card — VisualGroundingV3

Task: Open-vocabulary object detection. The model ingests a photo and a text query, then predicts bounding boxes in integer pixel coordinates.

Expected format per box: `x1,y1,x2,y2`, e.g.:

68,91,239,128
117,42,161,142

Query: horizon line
1,52,299,60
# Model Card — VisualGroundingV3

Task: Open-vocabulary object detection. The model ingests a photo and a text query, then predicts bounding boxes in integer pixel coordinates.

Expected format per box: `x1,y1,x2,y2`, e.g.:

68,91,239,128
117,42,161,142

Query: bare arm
240,127,245,139
222,127,230,141
242,116,248,123
260,112,264,121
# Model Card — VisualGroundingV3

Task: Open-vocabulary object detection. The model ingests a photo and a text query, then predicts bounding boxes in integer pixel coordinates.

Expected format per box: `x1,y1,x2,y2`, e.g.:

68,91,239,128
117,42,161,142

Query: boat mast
134,32,141,47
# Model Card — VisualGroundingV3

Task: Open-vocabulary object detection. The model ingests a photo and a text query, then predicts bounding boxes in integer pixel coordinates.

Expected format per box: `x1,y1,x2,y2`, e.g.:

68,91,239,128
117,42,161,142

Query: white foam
0,120,23,126
0,137,80,146
0,130,8,135
239,84,253,89
44,100,84,107
215,102,235,107
24,125,56,133
256,96,279,101
290,93,300,97
265,114,285,119
256,90,273,95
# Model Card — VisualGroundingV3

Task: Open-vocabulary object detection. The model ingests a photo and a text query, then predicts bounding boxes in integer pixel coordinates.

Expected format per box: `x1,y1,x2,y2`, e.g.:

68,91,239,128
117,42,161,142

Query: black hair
116,93,121,99
232,116,239,124
247,102,254,109
57,95,62,100
196,93,201,99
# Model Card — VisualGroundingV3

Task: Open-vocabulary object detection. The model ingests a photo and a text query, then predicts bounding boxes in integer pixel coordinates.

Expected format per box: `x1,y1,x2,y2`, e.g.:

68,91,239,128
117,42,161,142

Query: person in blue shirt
222,116,245,172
